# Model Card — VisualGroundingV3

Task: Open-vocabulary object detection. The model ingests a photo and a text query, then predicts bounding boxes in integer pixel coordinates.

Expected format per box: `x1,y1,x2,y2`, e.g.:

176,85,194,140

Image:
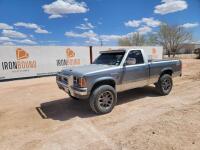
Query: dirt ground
0,59,200,150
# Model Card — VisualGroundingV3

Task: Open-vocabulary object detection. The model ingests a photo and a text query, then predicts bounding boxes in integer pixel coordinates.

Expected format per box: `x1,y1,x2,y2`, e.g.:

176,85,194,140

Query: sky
0,0,200,46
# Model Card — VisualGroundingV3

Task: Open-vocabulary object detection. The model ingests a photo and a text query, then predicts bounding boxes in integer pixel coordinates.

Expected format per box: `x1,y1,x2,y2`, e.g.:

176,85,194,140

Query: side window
126,50,144,65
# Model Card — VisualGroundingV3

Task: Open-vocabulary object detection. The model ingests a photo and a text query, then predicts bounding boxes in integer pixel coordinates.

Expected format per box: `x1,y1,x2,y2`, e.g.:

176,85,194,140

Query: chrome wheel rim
97,91,114,111
162,78,171,91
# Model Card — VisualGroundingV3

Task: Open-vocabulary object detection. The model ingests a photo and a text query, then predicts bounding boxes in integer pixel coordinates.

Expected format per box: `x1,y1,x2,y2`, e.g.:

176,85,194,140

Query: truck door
121,50,149,91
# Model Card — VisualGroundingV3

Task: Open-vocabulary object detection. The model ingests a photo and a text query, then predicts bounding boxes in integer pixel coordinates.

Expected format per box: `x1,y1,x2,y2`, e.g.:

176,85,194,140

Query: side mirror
125,58,136,66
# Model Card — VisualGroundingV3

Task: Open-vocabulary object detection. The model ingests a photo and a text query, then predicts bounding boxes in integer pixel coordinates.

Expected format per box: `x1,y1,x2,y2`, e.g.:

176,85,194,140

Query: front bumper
56,80,89,99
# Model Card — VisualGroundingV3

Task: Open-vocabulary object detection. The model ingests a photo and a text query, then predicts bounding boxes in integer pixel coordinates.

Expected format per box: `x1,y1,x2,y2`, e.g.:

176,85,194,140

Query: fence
0,46,163,80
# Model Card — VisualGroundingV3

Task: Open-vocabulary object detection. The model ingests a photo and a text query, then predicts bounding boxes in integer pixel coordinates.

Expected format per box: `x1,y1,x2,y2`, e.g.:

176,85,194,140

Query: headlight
73,76,86,88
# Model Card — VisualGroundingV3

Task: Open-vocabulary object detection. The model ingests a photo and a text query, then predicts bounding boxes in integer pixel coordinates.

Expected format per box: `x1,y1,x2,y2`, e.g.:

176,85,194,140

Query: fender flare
160,67,173,76
90,77,116,92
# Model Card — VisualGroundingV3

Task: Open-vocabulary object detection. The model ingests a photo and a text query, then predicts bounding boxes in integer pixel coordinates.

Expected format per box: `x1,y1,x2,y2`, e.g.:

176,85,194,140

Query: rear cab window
93,51,125,66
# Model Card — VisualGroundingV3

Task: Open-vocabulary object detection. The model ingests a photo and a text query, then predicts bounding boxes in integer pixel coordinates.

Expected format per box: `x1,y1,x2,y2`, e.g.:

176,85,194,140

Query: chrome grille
63,77,68,84
57,74,69,85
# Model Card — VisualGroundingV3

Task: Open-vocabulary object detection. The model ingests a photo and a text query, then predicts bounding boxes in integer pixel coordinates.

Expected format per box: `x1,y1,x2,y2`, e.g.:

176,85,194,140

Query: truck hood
62,64,116,76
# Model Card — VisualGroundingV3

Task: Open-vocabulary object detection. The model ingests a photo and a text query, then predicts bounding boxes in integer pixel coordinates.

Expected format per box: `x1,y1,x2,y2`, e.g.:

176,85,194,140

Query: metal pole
89,46,93,64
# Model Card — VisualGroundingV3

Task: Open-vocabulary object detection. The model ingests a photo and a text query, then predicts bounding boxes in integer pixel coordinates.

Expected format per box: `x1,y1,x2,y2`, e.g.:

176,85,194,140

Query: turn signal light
78,77,86,88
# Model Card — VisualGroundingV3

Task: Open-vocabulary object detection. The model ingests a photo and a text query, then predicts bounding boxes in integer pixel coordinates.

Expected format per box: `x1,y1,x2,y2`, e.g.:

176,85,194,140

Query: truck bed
149,59,182,84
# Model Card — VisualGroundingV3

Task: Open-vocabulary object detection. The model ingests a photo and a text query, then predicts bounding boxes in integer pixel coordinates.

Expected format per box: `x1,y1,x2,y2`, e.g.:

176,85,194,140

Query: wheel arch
160,68,173,77
90,78,116,93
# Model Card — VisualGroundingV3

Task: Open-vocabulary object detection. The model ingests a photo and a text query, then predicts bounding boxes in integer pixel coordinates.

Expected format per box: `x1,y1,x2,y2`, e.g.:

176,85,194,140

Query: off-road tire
156,74,173,96
89,85,117,114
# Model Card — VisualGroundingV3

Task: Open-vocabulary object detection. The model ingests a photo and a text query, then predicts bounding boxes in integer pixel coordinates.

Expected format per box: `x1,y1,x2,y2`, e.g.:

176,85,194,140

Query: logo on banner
152,48,158,58
56,48,81,67
1,48,37,71
16,48,29,60
66,48,75,58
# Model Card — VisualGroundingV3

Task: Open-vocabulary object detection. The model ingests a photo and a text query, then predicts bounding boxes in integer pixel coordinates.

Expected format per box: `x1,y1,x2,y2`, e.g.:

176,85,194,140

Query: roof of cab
100,48,143,53
100,49,126,53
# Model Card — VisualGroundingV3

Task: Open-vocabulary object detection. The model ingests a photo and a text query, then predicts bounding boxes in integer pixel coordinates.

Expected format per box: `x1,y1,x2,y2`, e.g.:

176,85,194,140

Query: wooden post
89,46,93,64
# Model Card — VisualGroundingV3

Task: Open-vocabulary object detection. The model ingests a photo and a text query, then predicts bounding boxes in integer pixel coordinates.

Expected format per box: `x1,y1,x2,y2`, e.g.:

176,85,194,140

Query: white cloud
100,35,122,41
125,20,141,28
65,29,123,45
30,35,34,38
125,32,136,37
96,33,140,43
190,40,200,44
18,39,37,45
85,35,123,45
49,14,63,19
76,18,95,30
65,30,96,38
1,42,15,46
142,18,161,27
85,37,99,44
2,30,27,38
14,22,50,34
0,23,13,30
125,17,161,28
154,0,188,15
0,35,37,45
180,22,199,29
76,22,94,30
35,28,49,34
14,22,38,29
0,36,11,41
84,18,88,22
42,0,89,19
136,26,152,34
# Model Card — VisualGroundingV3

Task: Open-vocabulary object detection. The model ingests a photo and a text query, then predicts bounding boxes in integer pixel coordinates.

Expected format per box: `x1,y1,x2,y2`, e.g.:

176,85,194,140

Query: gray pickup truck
56,49,182,114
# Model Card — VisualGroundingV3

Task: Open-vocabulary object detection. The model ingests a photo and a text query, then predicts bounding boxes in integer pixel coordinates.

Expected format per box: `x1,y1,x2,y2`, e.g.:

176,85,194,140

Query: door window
126,50,144,65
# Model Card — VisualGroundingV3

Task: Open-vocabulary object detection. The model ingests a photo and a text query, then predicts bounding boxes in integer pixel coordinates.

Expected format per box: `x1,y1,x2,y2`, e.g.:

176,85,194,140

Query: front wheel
89,85,117,114
156,74,173,96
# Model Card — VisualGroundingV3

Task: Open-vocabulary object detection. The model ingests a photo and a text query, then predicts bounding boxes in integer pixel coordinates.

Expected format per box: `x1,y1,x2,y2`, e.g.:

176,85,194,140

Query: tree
156,23,192,57
146,33,157,46
131,32,146,46
118,37,132,46
118,32,146,46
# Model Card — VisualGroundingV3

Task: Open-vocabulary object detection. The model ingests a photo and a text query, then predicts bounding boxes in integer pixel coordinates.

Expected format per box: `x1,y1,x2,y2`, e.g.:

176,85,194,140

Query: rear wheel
156,74,173,95
89,85,117,114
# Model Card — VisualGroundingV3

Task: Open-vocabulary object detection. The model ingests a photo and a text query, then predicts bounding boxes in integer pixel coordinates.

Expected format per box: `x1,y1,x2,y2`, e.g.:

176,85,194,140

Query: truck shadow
36,86,159,121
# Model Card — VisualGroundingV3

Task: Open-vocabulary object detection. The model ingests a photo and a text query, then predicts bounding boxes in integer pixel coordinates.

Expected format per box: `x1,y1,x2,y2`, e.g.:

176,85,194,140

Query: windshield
93,52,125,66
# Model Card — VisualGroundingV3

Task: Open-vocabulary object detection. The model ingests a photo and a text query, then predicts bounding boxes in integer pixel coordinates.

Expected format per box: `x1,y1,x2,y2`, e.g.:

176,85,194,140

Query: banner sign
0,46,90,80
0,46,163,80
